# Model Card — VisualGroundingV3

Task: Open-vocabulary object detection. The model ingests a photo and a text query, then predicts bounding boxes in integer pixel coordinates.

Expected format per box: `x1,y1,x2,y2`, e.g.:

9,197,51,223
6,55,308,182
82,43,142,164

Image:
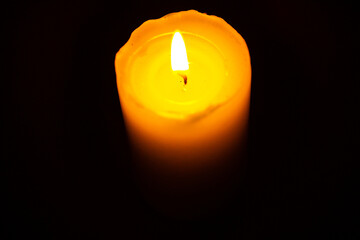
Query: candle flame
171,32,189,71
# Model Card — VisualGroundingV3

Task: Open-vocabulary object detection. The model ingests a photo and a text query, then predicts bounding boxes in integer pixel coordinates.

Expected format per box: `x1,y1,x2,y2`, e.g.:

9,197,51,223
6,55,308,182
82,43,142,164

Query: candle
115,10,251,216
115,10,251,166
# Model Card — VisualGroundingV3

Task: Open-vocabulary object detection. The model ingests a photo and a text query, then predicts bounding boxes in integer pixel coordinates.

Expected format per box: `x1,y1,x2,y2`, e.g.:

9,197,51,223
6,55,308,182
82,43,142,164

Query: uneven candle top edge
116,10,250,64
115,10,251,121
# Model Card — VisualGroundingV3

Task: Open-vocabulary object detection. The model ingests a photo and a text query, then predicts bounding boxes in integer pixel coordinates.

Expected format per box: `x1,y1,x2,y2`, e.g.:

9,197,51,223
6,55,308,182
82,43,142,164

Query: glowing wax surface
128,32,227,118
115,10,251,164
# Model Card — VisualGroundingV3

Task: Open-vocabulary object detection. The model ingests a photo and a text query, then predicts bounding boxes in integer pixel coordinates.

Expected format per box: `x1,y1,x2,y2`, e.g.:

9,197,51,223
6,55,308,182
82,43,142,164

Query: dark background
2,0,358,239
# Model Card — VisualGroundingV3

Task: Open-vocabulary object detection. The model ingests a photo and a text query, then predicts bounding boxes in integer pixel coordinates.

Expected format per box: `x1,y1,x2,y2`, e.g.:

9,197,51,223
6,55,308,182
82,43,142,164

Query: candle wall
115,10,251,217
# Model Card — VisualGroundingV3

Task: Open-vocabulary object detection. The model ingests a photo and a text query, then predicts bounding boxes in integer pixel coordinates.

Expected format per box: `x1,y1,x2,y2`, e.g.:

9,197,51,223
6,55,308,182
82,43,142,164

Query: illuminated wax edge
115,10,251,120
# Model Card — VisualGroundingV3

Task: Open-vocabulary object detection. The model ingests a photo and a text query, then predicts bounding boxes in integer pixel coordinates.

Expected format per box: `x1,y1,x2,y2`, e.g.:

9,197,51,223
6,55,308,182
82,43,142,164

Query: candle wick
178,73,188,85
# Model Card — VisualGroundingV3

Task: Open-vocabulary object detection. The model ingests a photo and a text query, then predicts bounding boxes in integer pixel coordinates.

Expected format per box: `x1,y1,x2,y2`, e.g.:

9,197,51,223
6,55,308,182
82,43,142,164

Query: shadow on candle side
125,88,250,219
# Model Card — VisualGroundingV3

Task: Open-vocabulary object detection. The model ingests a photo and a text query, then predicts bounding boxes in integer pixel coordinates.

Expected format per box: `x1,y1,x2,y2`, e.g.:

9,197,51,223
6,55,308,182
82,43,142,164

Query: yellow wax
128,31,226,118
115,10,251,167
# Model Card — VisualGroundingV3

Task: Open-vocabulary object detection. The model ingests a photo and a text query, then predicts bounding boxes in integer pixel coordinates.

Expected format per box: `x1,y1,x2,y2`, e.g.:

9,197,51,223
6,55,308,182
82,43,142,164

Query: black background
2,0,358,239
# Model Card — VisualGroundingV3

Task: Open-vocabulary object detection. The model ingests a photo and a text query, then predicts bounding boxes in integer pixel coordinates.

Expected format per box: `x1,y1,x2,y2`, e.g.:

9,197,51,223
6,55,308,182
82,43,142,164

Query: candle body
115,10,251,166
120,84,250,165
115,10,251,217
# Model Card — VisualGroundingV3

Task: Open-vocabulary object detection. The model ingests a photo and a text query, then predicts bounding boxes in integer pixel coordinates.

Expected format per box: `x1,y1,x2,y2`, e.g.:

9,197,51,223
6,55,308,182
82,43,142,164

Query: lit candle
115,10,251,166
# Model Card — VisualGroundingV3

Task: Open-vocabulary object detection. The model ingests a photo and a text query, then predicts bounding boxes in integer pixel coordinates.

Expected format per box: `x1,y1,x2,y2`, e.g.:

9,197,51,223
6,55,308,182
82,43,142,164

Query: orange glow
115,10,251,163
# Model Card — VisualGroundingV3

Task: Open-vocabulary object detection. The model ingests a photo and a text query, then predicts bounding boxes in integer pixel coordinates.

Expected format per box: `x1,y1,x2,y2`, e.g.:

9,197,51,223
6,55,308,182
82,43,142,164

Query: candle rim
115,10,251,120
116,10,250,68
